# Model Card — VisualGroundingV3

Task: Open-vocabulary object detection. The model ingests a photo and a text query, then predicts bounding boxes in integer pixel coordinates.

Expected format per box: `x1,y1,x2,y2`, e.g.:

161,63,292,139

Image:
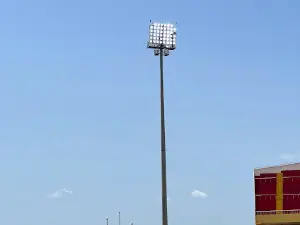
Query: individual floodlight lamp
147,22,177,53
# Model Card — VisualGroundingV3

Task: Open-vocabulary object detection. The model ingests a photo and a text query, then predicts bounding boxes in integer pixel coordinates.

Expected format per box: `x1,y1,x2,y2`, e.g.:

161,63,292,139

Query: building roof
254,162,300,176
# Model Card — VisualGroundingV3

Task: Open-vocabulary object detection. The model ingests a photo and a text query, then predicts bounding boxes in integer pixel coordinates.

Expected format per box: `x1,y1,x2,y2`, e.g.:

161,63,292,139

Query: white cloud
47,188,73,199
279,153,299,162
191,190,208,198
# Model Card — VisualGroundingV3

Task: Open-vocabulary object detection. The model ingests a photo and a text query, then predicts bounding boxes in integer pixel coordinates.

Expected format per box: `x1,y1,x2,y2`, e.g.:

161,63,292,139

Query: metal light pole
118,212,121,225
147,21,177,225
106,217,109,225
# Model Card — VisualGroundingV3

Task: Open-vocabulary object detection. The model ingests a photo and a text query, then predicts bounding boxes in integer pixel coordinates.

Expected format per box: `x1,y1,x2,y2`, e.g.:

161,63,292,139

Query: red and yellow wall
255,169,300,225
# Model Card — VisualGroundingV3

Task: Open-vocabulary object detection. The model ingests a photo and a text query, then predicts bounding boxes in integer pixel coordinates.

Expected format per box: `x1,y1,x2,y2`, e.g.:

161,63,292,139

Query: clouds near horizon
47,188,73,199
191,190,208,198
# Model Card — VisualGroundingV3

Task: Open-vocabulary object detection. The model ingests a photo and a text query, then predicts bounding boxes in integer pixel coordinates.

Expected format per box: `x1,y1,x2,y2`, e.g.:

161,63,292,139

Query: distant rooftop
254,162,300,175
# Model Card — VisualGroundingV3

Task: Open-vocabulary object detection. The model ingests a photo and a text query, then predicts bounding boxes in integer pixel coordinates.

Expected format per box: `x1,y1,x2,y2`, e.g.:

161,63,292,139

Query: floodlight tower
147,21,177,225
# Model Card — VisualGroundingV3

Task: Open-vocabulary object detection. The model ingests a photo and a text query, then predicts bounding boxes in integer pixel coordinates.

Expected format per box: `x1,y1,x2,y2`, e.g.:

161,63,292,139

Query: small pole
119,212,121,225
106,217,109,225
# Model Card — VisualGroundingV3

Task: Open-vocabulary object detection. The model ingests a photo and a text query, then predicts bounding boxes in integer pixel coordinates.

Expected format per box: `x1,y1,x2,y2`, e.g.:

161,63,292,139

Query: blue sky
0,0,300,225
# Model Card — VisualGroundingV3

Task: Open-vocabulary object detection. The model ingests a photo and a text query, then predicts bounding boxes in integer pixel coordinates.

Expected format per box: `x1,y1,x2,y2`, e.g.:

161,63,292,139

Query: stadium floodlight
147,22,177,51
147,21,177,225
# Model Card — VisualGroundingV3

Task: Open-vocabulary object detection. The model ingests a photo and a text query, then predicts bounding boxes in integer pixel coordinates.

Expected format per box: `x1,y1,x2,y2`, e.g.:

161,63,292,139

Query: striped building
255,163,300,225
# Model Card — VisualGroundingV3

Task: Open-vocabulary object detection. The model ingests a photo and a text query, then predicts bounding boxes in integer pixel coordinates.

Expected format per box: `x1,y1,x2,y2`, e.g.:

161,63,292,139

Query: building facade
255,163,300,224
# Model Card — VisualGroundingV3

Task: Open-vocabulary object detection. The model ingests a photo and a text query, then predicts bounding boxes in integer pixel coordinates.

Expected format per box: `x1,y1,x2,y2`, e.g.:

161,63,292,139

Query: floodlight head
147,22,177,50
